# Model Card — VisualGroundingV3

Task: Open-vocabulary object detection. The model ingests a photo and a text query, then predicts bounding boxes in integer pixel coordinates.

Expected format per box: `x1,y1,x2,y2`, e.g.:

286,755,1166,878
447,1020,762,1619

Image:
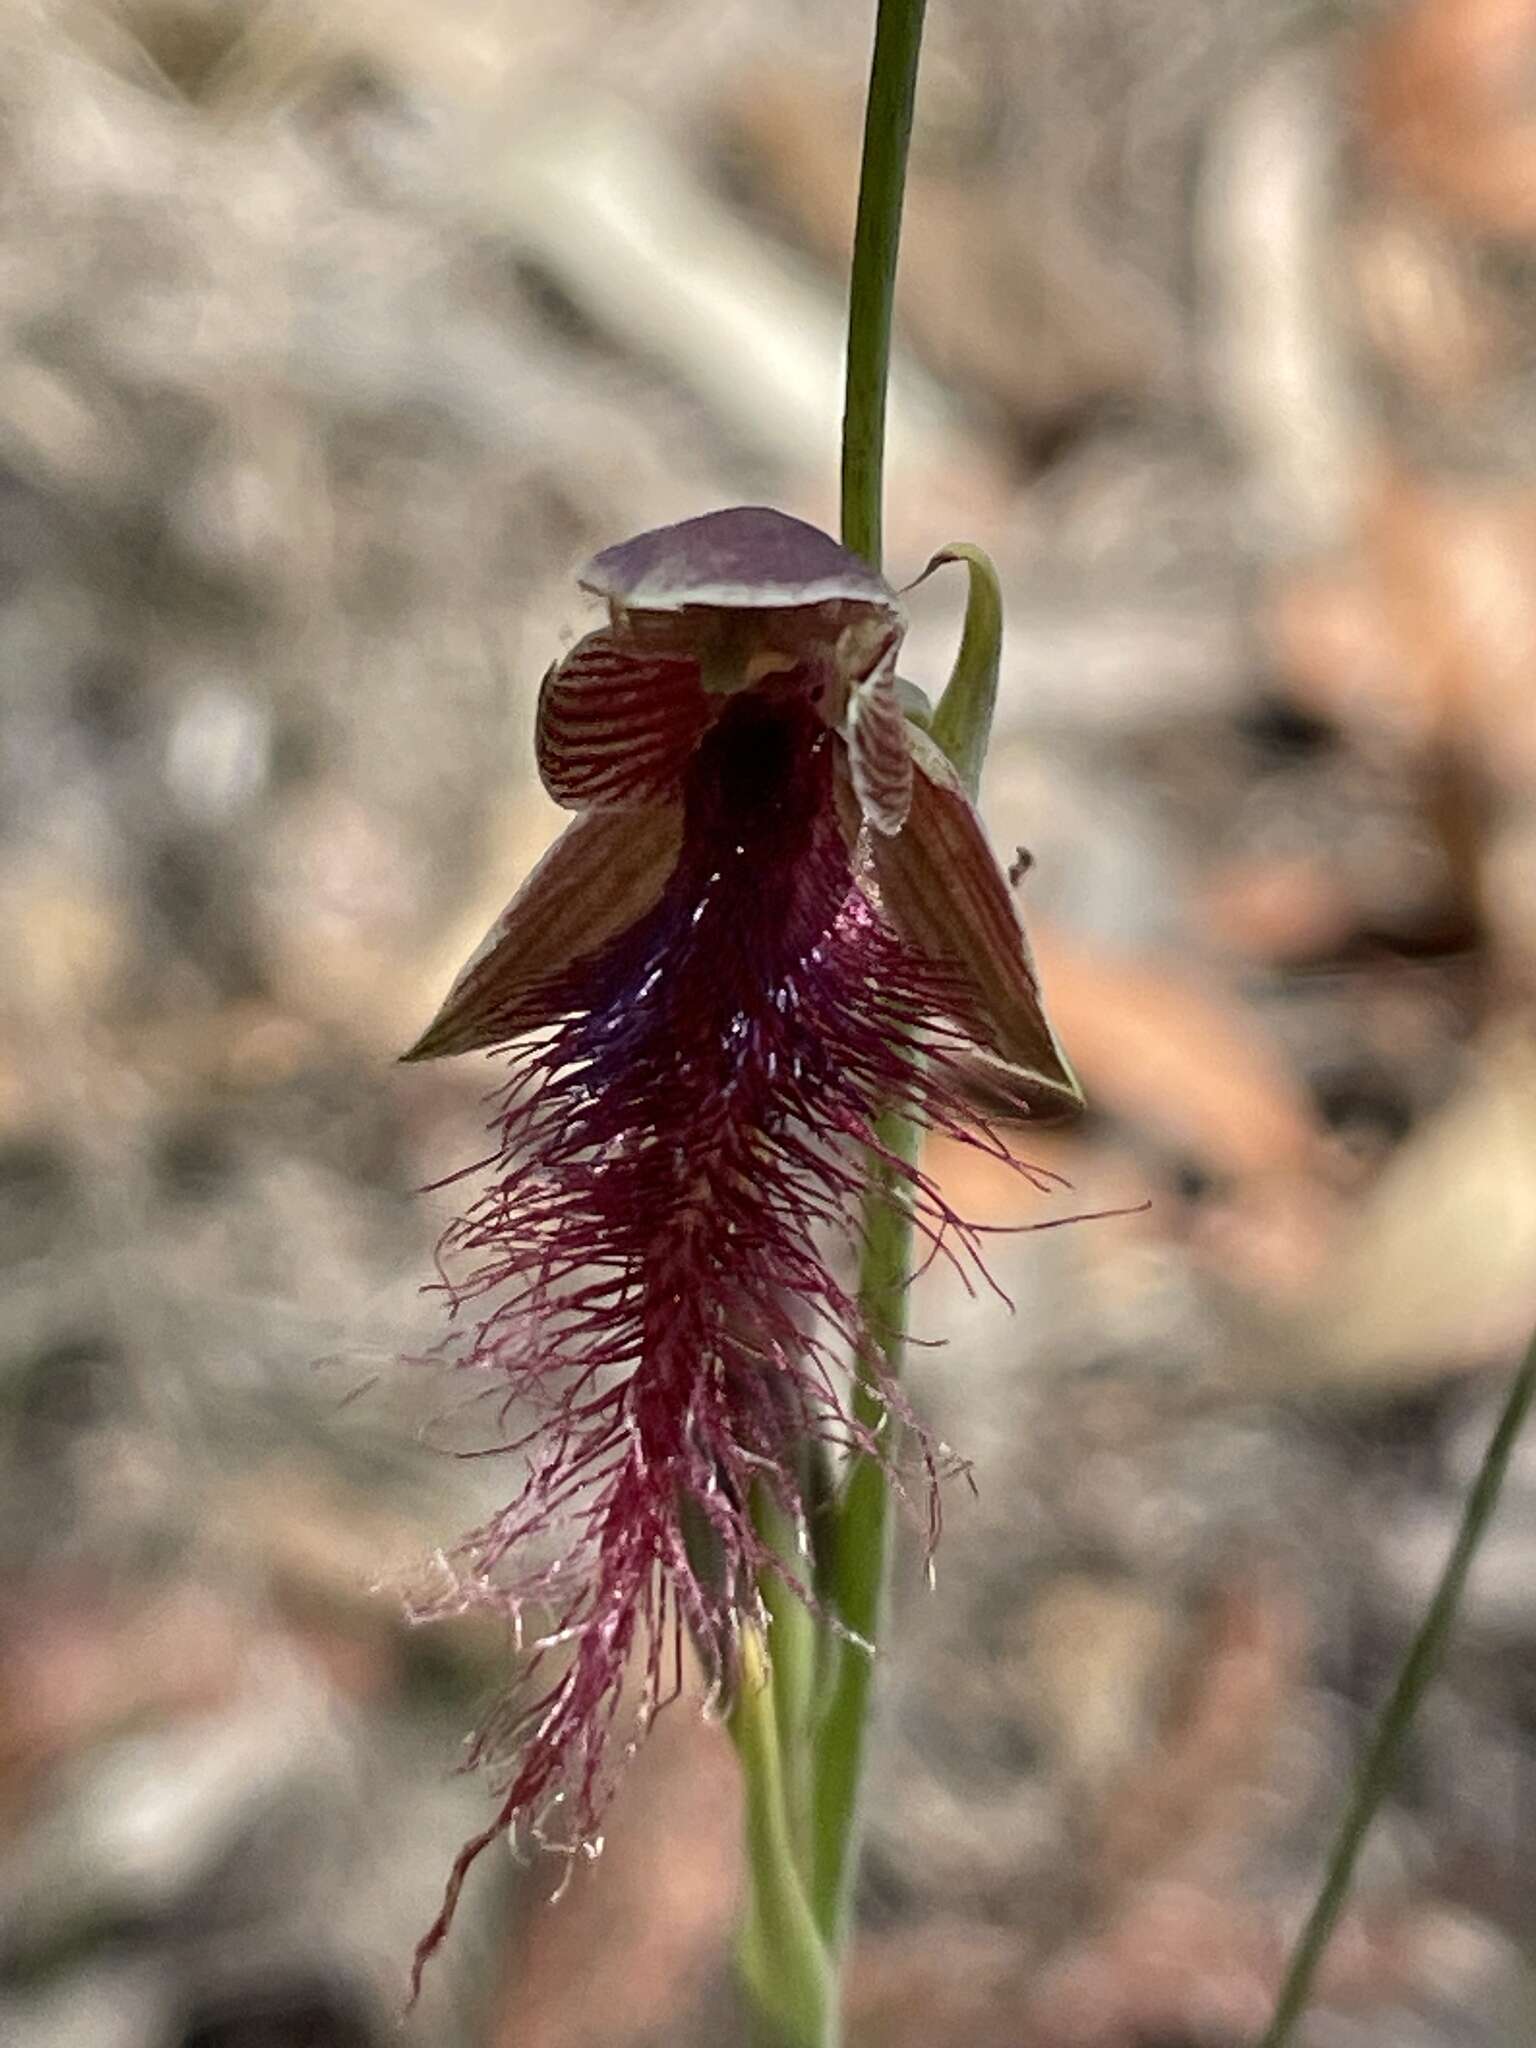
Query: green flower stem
754,1483,822,1868
736,0,929,2031
810,1108,922,1944
840,0,928,571
810,0,935,1955
730,1628,836,2048
1259,1324,1536,2048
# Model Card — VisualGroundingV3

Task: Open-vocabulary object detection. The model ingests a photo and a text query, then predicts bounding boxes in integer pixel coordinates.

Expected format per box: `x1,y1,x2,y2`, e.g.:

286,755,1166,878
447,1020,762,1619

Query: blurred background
5,0,1536,2041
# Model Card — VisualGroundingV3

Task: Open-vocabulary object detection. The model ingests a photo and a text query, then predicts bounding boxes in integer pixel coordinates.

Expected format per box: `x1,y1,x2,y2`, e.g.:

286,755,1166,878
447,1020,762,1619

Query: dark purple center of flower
548,684,853,1114
669,685,847,980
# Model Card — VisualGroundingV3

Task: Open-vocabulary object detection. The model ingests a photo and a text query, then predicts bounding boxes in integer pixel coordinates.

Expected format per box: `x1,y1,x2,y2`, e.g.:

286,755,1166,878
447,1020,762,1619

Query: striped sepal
845,659,914,836
400,804,683,1060
865,727,1082,1113
537,630,714,809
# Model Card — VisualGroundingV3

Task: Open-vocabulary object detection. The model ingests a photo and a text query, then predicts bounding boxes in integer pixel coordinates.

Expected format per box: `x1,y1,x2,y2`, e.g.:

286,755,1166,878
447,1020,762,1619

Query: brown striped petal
866,726,1082,1114
845,658,914,835
400,804,683,1060
536,630,716,809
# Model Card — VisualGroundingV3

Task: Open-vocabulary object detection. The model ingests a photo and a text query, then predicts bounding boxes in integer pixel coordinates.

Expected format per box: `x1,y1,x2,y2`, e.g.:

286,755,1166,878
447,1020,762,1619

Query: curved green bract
923,542,1004,804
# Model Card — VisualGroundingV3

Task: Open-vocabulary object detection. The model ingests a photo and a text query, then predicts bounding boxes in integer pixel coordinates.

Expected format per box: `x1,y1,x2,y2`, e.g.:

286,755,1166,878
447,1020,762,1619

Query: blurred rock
1296,1030,1536,1390
0,1962,168,2048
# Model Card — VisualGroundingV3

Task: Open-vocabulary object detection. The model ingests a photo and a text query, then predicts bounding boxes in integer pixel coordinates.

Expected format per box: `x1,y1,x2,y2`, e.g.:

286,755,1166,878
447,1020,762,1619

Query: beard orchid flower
401,507,1080,1984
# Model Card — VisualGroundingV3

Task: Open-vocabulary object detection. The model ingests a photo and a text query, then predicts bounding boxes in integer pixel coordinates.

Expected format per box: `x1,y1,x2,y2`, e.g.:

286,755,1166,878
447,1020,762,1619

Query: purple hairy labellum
400,507,1080,1990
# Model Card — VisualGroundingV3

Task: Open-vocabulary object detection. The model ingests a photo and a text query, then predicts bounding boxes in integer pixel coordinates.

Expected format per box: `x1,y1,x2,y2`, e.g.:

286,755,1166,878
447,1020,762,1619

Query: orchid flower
402,506,1079,1988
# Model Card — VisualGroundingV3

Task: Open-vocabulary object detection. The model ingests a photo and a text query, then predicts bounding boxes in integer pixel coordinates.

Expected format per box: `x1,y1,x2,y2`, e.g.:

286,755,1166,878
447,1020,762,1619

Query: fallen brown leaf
1267,467,1536,797
1292,1023,1536,1389
1362,0,1536,236
1202,854,1363,966
1032,929,1326,1184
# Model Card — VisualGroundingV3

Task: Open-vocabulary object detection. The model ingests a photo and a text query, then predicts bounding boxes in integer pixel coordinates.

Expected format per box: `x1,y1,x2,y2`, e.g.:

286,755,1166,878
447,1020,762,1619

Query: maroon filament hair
407,684,1047,1991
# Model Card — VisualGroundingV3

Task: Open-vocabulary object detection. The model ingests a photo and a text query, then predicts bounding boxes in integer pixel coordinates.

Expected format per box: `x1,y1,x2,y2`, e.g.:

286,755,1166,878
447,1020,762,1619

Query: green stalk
806,0,930,1951
1259,1325,1536,2048
839,0,929,570
811,1110,922,1942
731,1629,836,2048
755,1483,821,1867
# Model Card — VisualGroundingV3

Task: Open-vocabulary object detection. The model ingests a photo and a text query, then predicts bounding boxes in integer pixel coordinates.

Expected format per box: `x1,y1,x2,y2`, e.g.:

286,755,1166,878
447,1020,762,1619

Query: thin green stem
811,1108,922,1942
730,1629,836,2048
809,0,928,1946
754,1483,821,1871
840,0,928,571
1259,1326,1536,2048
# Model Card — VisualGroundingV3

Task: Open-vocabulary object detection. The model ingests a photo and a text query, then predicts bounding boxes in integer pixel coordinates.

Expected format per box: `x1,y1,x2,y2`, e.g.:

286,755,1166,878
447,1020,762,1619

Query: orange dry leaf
0,1581,245,1819
1362,0,1536,237
1268,466,1536,793
1297,1024,1536,1387
927,930,1332,1294
1202,854,1361,965
1031,928,1325,1183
